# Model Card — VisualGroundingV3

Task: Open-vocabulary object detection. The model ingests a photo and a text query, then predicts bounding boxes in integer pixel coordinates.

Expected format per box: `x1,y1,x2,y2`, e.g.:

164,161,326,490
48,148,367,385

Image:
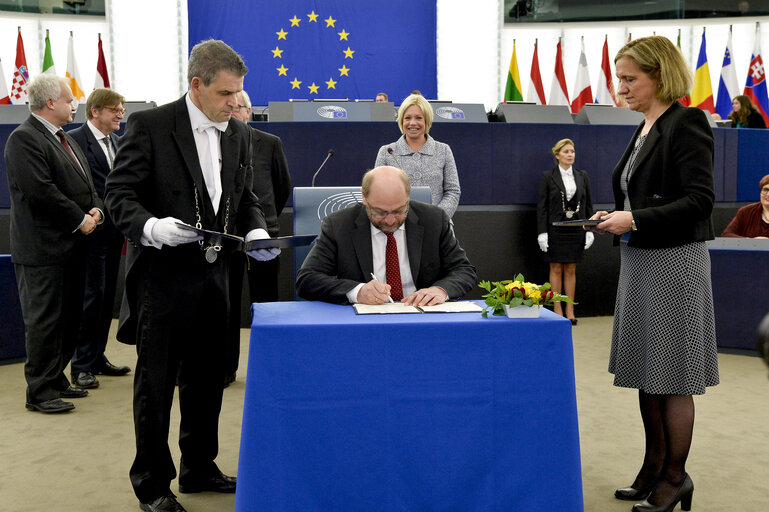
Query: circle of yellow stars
270,11,354,95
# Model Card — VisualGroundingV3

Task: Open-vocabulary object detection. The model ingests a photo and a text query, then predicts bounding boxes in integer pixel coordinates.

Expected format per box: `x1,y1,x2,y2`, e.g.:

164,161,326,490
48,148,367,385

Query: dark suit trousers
225,253,280,375
14,248,87,403
129,253,229,503
72,222,124,373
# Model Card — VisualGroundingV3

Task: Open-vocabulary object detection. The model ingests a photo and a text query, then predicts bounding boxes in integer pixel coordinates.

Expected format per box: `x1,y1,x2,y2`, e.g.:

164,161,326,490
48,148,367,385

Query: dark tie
385,232,404,301
101,137,114,169
56,130,84,175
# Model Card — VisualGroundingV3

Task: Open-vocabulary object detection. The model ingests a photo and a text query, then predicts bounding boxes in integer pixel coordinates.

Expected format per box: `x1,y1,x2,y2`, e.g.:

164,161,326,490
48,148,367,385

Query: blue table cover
236,301,583,512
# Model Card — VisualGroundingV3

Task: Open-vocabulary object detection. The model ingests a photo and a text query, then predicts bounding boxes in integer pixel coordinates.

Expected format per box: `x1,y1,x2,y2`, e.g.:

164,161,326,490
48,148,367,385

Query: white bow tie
198,120,228,132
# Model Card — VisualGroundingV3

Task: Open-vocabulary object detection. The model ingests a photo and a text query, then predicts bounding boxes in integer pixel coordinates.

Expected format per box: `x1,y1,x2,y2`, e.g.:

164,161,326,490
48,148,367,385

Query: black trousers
129,253,230,503
72,222,124,373
14,249,87,403
225,253,280,376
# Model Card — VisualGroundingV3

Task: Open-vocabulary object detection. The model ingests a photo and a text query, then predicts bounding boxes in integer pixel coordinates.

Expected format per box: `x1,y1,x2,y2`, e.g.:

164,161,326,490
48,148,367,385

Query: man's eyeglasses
761,187,769,196
366,203,409,220
103,106,127,115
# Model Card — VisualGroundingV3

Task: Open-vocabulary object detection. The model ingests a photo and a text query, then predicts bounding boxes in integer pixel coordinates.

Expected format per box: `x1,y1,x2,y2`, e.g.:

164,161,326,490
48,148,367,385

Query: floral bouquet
478,273,576,318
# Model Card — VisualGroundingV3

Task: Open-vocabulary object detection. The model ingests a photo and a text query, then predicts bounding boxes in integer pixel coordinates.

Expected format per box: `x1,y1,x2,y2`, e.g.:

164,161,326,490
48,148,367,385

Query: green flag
504,41,523,102
43,33,56,74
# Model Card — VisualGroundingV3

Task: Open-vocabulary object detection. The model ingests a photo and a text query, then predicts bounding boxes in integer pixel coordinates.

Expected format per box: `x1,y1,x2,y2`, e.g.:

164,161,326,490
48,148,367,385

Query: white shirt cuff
347,283,365,303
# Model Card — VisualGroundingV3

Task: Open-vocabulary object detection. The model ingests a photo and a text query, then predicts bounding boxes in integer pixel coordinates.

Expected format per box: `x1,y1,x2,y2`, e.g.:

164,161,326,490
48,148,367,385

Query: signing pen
369,273,395,303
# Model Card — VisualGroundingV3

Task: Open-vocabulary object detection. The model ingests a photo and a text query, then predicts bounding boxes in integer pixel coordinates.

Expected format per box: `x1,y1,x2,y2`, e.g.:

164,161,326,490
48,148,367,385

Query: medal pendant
205,246,218,263
566,211,574,219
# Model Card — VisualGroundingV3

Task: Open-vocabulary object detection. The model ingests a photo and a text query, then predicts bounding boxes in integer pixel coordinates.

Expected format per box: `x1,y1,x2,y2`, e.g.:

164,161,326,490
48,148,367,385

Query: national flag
716,29,739,120
94,33,110,89
743,27,769,127
595,36,617,105
188,0,437,103
549,39,569,106
0,58,10,104
504,41,523,102
43,31,56,75
691,30,715,113
676,30,691,106
66,33,86,103
571,39,593,113
526,39,546,105
10,28,30,105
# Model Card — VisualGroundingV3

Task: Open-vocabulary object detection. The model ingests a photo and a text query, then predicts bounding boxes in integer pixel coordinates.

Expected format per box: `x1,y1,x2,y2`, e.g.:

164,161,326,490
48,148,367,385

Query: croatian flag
743,30,769,127
715,30,739,120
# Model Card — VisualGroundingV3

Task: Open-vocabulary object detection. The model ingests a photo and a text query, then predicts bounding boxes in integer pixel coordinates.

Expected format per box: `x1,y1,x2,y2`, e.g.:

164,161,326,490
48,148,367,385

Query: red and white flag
0,58,11,104
10,28,30,105
526,39,546,105
595,35,618,106
549,39,569,106
94,33,110,89
571,39,593,113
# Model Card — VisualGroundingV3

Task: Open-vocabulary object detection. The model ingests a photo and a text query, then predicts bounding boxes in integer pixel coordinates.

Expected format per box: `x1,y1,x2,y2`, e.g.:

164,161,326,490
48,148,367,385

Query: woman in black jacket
536,138,594,324
589,36,719,512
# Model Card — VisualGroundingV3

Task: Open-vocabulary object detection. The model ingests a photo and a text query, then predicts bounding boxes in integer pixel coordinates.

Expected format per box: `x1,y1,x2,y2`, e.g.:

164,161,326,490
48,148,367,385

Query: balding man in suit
4,74,103,413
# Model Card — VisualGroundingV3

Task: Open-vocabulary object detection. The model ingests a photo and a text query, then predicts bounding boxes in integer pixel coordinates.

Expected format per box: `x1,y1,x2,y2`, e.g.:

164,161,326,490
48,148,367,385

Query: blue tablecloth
237,301,583,512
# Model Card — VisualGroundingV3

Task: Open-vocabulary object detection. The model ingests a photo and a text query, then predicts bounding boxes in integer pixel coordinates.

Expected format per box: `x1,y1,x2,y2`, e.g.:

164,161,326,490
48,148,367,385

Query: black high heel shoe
632,473,694,512
615,482,655,501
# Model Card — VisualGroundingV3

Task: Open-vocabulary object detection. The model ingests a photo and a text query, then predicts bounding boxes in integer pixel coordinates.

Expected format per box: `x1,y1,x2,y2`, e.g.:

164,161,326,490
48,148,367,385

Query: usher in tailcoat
612,101,715,249
295,200,476,304
536,166,594,235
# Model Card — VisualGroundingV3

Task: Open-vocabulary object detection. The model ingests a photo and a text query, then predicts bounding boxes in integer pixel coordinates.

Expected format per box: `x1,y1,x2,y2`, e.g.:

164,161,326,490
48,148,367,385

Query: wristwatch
630,219,638,231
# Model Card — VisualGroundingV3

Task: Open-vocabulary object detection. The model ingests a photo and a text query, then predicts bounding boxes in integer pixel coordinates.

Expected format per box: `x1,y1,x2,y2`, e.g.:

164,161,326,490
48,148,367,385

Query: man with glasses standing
4,74,103,413
68,88,131,390
296,166,475,306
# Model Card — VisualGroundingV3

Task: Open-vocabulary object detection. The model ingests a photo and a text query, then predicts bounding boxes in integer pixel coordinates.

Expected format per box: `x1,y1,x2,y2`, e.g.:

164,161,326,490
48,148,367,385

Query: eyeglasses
103,106,127,115
761,187,769,196
366,203,409,220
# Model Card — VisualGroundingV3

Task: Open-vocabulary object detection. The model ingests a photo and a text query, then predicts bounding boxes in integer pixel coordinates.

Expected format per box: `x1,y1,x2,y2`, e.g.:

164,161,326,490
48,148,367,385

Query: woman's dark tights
631,390,694,505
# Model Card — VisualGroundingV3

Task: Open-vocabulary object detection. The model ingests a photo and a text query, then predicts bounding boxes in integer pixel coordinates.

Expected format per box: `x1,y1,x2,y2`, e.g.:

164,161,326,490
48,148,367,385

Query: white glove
584,231,594,250
246,228,280,261
537,233,548,252
151,217,202,247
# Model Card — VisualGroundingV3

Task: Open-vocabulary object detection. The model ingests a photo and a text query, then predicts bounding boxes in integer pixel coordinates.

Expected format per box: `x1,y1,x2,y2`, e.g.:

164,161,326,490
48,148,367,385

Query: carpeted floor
0,317,767,511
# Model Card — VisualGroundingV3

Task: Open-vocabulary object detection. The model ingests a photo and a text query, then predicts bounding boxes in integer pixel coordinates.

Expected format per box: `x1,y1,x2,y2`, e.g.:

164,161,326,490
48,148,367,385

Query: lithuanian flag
504,41,523,102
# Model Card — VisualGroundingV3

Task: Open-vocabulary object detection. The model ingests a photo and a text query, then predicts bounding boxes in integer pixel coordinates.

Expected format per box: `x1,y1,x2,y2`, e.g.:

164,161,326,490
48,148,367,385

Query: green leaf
514,273,525,282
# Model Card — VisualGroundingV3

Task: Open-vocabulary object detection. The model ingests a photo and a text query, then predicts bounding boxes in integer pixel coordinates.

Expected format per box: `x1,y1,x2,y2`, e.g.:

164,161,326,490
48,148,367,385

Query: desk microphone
387,147,404,170
311,149,335,187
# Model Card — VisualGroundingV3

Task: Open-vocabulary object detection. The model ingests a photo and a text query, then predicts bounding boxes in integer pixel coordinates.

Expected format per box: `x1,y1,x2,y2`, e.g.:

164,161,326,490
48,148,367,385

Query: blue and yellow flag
188,1,437,105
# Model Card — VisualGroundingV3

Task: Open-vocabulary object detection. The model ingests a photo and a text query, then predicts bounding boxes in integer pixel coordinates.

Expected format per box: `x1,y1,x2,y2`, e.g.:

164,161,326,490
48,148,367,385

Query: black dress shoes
178,470,237,494
223,372,236,388
60,386,89,398
615,484,654,501
93,358,131,376
72,371,99,389
26,398,75,413
139,493,187,512
632,474,694,512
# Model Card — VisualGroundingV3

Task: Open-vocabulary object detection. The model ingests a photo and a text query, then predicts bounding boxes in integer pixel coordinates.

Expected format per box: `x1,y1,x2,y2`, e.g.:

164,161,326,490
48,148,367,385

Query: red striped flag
94,33,110,89
526,39,546,105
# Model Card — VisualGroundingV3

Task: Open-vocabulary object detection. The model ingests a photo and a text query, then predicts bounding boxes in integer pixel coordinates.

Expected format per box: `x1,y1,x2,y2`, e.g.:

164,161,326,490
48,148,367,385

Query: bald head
361,166,412,233
361,166,411,200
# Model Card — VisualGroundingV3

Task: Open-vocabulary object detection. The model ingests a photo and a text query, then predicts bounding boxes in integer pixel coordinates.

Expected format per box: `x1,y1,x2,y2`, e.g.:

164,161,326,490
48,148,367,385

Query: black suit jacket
67,122,119,199
612,102,715,249
245,125,291,236
296,200,477,304
104,96,267,342
536,166,594,234
4,115,102,265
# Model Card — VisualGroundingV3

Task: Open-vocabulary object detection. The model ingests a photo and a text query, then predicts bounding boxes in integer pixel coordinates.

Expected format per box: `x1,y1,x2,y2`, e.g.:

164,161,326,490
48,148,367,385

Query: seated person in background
728,95,767,128
721,174,769,238
296,166,476,306
375,92,388,102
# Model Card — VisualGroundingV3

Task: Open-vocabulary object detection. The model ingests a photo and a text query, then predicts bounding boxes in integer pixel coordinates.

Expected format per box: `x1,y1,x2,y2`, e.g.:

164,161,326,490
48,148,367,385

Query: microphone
311,149,335,187
386,146,403,170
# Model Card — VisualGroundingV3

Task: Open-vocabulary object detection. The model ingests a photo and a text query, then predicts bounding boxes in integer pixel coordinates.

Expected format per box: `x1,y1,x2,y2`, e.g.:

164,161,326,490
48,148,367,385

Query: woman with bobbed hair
727,95,767,128
536,138,594,324
375,94,460,218
588,35,719,512
721,173,769,238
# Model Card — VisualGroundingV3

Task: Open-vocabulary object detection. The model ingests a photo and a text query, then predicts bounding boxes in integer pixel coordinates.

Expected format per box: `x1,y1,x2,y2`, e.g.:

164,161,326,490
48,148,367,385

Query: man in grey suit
68,88,131,390
296,166,476,306
4,74,103,413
